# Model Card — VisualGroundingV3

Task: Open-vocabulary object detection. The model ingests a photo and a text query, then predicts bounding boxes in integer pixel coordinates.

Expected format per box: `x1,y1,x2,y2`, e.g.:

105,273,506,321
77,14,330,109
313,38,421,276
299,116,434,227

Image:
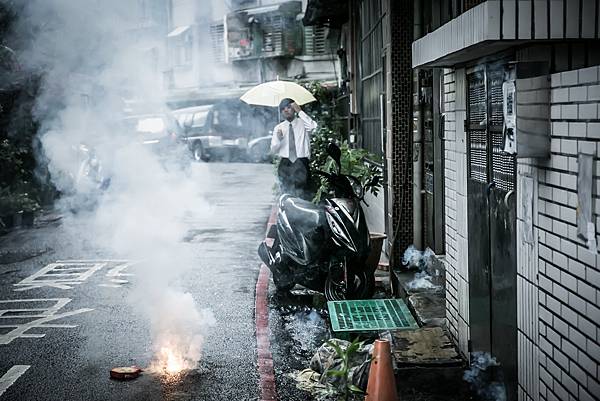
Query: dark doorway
422,68,445,254
466,63,518,401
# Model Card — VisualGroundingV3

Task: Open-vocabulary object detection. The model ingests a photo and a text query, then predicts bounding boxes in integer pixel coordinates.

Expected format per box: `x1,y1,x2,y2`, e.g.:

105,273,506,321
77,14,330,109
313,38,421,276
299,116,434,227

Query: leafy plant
0,187,40,215
300,81,345,177
295,81,383,204
313,141,383,204
320,338,367,401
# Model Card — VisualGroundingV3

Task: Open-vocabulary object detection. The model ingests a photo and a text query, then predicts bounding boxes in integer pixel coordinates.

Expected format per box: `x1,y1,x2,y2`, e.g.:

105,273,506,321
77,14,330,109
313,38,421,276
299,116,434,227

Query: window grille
467,67,516,191
467,71,487,183
359,0,384,156
304,26,331,55
262,15,284,55
210,23,225,64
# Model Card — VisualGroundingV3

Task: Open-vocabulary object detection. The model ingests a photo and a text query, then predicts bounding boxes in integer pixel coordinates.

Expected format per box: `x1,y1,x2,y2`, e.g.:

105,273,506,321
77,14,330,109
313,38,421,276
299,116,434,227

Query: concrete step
407,292,446,327
391,327,463,368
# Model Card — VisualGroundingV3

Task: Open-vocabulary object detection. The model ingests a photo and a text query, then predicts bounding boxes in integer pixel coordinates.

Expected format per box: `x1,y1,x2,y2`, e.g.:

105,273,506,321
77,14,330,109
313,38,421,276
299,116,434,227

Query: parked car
247,135,274,163
173,102,253,162
121,112,186,156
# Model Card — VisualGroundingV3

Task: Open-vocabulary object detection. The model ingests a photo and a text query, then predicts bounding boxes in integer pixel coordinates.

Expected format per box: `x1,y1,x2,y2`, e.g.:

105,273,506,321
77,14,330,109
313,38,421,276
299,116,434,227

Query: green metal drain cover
327,299,418,333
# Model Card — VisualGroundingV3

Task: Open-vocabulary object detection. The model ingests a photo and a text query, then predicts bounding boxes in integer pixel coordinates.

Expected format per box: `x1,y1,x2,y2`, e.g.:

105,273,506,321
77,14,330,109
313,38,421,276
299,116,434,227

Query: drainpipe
412,2,424,250
413,70,423,251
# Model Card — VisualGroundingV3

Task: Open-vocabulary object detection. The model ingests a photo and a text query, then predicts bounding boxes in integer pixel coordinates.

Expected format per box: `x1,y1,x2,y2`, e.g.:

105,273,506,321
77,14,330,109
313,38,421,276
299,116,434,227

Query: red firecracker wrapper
110,366,143,380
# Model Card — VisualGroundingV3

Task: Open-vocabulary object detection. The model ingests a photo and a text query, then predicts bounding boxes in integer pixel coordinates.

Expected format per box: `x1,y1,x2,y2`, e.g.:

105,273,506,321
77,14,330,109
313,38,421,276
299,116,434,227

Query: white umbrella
240,80,317,107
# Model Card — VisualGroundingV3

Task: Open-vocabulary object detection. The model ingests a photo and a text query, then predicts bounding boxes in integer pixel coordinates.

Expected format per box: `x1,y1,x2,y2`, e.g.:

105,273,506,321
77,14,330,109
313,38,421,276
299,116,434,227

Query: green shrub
299,81,383,204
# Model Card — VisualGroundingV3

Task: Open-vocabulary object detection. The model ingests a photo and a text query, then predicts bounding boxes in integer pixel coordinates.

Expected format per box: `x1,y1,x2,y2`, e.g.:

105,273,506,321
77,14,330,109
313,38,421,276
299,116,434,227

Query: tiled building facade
517,66,600,401
306,1,600,397
414,2,600,400
440,62,600,401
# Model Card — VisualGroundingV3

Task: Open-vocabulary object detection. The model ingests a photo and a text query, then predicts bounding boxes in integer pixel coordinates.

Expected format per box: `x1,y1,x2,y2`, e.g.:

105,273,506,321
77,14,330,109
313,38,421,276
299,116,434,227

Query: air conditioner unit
502,62,550,158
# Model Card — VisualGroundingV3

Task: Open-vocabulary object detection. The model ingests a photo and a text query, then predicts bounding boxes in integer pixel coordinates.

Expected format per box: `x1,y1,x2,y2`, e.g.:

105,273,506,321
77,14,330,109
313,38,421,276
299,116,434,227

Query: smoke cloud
401,245,435,271
8,0,217,372
463,352,507,401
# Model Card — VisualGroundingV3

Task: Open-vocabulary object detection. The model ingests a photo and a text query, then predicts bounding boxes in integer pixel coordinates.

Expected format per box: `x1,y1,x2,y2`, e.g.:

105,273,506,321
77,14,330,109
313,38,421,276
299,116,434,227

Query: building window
304,25,337,56
168,26,192,67
358,0,384,156
210,23,226,64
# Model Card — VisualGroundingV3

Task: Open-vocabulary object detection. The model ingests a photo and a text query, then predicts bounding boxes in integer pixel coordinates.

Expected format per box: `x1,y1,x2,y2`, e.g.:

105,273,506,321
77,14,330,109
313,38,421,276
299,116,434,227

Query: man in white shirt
271,98,318,198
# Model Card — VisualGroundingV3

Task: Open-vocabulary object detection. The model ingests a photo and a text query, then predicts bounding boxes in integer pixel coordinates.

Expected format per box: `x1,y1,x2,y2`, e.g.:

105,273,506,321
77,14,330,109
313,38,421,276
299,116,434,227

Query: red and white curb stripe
255,207,278,401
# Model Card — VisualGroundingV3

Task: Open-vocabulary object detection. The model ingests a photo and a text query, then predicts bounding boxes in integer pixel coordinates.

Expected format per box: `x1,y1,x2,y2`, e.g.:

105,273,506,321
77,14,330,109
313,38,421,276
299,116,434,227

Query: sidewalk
261,204,472,401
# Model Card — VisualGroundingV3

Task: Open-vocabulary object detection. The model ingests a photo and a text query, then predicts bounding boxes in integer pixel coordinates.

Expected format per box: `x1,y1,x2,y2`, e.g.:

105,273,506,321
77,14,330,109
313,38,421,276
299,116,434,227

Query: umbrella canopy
240,80,317,107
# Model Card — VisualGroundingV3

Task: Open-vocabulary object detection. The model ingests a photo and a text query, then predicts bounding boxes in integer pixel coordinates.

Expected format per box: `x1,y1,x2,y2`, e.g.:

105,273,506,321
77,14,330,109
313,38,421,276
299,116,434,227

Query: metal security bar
467,66,516,191
467,70,488,183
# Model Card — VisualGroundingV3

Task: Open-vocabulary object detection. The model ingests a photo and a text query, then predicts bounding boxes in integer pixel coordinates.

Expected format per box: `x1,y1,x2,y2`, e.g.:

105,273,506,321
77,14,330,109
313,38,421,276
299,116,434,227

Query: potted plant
18,194,40,227
0,188,40,229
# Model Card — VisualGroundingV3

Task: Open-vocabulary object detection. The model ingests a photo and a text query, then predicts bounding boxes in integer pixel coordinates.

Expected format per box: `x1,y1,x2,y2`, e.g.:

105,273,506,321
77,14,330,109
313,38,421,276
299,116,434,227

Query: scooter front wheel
272,270,295,292
324,270,375,301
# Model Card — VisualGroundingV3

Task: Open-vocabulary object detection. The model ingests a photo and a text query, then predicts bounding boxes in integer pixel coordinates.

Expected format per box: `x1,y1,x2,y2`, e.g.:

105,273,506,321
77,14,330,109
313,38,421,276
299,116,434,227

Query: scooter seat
279,195,324,231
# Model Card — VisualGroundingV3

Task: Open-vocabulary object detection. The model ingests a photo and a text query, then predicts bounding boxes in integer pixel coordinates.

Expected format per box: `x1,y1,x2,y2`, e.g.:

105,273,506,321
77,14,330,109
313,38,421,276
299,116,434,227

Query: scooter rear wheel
324,270,375,301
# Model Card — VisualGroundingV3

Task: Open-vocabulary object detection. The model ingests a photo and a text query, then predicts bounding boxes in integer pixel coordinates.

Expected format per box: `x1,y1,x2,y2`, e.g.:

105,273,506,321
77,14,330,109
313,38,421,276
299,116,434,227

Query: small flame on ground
149,344,196,375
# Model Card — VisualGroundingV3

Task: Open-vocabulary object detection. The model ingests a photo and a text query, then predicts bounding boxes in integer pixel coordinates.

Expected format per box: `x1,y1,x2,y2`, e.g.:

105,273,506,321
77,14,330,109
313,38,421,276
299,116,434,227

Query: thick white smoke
9,0,219,372
463,352,507,401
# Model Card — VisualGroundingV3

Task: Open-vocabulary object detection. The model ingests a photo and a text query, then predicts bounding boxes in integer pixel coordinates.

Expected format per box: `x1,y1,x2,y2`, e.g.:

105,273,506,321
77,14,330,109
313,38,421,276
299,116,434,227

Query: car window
192,111,209,128
136,117,165,133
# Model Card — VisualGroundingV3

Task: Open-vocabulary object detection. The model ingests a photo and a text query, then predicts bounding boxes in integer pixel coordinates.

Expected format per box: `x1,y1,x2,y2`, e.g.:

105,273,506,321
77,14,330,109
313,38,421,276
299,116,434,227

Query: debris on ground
291,338,373,400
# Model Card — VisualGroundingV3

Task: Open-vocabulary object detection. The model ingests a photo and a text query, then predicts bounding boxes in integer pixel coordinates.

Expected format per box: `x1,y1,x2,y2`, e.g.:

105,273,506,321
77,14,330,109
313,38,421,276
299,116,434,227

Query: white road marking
13,260,134,291
101,261,137,287
13,262,107,291
0,365,30,397
0,298,93,345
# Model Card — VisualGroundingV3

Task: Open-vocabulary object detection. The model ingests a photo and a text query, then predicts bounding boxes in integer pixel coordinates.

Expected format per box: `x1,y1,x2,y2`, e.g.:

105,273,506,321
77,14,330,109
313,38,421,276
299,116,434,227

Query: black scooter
258,143,377,301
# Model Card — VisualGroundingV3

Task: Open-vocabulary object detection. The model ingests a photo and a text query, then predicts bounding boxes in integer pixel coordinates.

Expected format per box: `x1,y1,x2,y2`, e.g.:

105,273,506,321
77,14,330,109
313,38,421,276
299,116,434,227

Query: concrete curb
255,206,278,401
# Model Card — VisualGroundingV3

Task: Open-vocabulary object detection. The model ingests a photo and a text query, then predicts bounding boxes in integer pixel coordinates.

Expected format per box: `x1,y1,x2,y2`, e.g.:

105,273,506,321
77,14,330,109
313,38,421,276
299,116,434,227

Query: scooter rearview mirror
326,142,342,173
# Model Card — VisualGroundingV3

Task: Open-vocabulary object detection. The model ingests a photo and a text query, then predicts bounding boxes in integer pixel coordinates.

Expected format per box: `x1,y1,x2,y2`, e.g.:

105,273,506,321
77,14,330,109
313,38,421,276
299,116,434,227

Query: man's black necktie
288,123,297,162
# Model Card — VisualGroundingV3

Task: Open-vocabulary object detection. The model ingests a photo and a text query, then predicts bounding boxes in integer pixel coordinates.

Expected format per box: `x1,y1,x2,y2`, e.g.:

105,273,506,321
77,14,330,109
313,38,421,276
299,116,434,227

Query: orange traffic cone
365,339,398,401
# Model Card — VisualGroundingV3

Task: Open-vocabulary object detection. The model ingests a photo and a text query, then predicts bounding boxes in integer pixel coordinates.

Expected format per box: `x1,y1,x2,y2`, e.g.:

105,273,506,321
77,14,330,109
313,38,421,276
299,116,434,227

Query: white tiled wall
443,67,470,358
518,66,600,401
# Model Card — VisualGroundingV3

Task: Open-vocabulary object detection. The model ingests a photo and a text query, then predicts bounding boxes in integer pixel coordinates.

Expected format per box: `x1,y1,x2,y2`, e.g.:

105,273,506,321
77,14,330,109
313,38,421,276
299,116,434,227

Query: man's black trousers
277,157,311,198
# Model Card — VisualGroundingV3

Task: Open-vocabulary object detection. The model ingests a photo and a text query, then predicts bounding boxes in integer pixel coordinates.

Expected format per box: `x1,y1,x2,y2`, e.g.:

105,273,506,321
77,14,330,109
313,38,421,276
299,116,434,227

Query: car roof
172,105,213,115
122,113,174,120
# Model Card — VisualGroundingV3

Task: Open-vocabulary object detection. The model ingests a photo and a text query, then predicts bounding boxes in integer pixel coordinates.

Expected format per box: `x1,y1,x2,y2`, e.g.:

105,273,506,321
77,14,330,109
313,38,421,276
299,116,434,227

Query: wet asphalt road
0,162,321,401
